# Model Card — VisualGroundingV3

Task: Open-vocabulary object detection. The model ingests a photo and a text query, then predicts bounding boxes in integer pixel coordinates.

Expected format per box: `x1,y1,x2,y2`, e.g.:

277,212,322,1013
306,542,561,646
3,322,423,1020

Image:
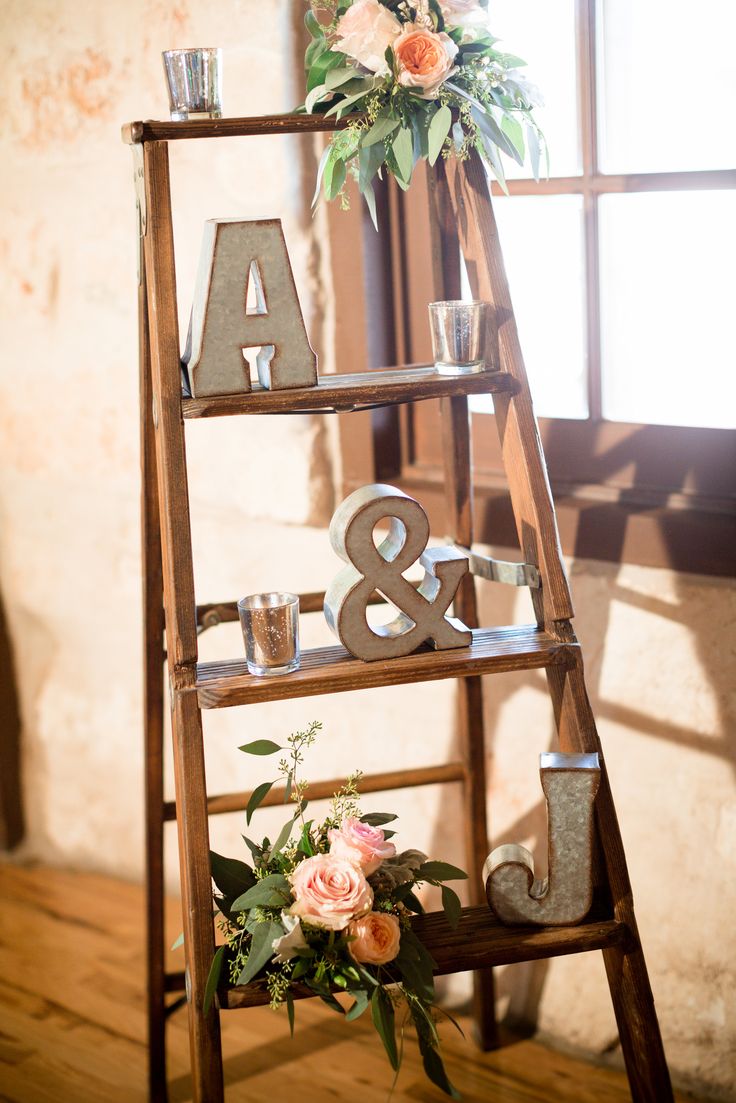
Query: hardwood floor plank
0,864,708,1103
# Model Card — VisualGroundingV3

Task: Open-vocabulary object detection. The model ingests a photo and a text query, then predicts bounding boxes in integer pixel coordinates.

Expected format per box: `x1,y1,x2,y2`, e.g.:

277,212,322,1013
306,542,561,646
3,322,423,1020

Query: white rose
271,913,308,963
333,0,402,75
439,0,488,30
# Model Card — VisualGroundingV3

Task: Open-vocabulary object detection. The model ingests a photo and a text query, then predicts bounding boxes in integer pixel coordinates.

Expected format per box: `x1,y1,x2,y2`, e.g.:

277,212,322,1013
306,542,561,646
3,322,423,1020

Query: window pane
489,0,580,179
597,0,736,173
599,191,736,429
471,195,588,419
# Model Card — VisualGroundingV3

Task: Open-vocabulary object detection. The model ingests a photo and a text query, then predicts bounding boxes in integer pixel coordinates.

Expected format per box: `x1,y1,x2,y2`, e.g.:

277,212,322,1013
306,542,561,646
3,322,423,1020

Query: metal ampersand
324,484,471,662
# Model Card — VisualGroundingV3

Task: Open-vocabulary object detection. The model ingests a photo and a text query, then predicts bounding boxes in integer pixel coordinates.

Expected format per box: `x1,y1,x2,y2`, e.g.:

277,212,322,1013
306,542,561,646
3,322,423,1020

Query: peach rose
289,853,373,931
348,911,401,965
394,26,458,98
334,0,401,75
328,817,397,876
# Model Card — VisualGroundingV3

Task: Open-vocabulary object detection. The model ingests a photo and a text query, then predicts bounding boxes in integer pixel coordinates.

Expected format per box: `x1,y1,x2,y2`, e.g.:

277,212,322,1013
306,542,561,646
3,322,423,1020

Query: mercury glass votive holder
428,300,491,375
162,47,222,121
238,592,300,677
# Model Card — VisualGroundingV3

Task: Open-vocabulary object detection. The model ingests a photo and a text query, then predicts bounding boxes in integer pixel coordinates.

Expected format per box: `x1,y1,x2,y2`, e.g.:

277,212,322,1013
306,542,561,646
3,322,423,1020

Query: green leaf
421,1043,461,1099
409,999,461,1099
441,884,462,929
391,127,414,184
416,861,468,883
362,180,378,231
210,851,256,899
304,9,321,38
203,945,226,1014
297,820,315,857
359,812,398,827
371,987,399,1070
237,919,283,985
526,123,541,181
401,890,425,914
286,992,295,1036
428,104,452,167
241,835,263,863
270,813,298,858
304,82,331,114
245,780,274,825
307,49,344,93
395,928,437,1002
346,989,370,1021
231,873,292,911
324,156,347,201
324,86,374,118
171,931,184,951
320,992,346,1014
501,114,525,162
361,115,400,148
312,141,333,208
471,106,520,163
238,739,282,756
325,66,363,91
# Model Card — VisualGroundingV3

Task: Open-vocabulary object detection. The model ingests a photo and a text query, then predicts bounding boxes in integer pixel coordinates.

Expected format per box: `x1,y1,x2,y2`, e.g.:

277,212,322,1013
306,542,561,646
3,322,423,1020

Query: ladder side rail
444,151,574,634
139,253,169,1101
142,139,224,1102
547,657,673,1102
427,162,498,1049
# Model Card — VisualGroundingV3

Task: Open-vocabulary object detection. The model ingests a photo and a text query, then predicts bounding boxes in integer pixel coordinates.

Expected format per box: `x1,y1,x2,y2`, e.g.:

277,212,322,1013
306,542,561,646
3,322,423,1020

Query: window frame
330,0,736,577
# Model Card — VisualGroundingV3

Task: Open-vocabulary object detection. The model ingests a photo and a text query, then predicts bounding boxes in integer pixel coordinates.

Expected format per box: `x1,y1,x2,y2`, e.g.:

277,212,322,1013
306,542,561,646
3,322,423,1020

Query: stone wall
1,2,733,1099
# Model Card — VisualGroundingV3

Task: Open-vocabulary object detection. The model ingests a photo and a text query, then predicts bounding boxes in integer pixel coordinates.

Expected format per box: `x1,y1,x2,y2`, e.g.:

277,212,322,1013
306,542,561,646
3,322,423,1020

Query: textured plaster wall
1,2,734,1100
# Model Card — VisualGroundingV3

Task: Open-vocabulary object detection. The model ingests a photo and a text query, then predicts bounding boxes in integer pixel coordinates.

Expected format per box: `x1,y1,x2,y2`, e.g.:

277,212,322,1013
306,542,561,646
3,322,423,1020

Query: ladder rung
194,626,575,710
196,588,403,630
163,762,466,822
181,365,515,419
218,908,628,1010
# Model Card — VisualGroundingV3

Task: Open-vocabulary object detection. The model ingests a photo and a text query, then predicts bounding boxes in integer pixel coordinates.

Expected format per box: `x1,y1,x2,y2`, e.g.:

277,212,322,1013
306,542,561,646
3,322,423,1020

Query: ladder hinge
451,542,541,589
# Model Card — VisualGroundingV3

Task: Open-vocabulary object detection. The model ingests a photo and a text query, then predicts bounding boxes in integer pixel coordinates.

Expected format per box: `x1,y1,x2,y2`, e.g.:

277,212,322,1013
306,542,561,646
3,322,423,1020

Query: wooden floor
0,864,704,1103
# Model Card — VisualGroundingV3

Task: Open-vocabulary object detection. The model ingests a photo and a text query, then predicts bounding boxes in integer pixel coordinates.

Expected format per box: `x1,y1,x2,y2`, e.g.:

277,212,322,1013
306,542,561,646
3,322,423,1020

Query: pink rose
328,817,397,876
334,0,401,75
289,853,373,931
348,911,401,965
394,27,458,99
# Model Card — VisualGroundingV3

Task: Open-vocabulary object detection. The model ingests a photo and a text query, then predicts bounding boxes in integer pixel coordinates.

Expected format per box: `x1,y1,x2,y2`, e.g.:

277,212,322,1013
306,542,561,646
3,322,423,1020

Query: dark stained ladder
124,113,673,1103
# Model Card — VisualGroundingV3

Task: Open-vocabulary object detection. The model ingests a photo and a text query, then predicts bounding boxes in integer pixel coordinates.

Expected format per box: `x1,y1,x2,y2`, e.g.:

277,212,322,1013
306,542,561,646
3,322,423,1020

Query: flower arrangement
301,0,545,223
206,721,468,1097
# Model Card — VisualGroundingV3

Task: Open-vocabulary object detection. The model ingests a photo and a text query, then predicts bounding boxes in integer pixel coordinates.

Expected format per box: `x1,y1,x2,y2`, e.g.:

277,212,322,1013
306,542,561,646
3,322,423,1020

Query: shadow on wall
430,425,735,1062
0,586,24,850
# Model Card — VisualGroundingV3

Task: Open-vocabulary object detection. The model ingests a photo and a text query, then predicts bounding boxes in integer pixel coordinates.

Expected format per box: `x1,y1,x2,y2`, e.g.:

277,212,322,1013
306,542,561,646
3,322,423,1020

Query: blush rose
348,911,401,965
334,0,401,75
328,817,397,876
394,26,458,99
289,853,373,930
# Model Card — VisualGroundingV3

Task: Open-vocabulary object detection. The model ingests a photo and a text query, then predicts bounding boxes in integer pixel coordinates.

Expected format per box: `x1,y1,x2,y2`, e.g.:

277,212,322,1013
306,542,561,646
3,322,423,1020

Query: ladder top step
218,907,627,1009
195,625,576,709
123,112,350,144
181,365,515,419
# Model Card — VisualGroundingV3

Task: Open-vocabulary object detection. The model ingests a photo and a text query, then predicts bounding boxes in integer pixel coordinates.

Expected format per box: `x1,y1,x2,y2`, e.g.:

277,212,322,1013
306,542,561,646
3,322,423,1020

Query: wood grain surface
0,865,709,1103
195,624,576,708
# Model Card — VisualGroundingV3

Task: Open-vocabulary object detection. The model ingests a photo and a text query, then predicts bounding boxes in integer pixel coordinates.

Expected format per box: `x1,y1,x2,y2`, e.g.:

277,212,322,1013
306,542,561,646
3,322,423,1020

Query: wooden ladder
124,113,673,1103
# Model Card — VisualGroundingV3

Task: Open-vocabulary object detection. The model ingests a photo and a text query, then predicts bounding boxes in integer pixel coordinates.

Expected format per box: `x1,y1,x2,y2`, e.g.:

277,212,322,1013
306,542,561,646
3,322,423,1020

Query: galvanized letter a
183,218,318,398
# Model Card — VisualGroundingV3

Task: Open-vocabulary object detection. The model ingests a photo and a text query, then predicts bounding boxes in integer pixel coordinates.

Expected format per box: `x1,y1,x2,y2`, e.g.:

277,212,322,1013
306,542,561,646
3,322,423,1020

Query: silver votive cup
238,593,300,677
162,48,222,121
428,300,491,375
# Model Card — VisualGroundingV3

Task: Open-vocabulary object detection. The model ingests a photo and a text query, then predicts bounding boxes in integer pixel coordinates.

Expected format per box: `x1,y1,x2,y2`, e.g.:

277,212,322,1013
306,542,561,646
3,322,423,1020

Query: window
330,0,736,576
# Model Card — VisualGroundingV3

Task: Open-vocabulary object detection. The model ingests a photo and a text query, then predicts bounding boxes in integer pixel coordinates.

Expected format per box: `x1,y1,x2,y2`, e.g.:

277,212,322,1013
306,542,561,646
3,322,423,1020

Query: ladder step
181,365,515,419
217,908,628,1010
195,625,575,709
163,762,466,821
